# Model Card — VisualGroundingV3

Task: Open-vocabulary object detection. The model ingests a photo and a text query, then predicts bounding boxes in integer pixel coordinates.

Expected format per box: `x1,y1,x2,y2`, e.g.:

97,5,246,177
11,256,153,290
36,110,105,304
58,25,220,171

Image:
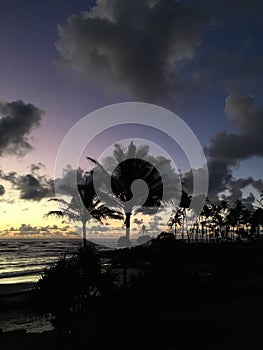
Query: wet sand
0,282,54,334
0,282,36,297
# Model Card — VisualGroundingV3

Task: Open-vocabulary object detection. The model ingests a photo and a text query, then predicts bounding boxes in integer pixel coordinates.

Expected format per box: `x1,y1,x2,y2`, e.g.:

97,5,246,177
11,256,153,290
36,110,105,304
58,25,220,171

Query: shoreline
0,281,54,334
0,282,36,298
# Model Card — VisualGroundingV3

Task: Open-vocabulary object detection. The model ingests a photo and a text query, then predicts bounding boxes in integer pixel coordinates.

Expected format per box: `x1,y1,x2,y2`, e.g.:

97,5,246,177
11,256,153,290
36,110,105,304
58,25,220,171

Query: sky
0,0,262,238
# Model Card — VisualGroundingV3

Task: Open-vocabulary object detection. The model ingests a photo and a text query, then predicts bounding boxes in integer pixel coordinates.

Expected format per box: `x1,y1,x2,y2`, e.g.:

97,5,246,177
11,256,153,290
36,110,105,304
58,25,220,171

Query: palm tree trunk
123,212,132,287
125,212,131,239
181,220,184,240
82,221,87,247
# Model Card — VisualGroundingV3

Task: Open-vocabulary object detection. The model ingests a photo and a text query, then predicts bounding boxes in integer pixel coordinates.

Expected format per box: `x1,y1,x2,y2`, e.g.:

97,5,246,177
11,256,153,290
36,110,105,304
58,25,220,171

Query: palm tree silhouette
250,207,263,238
226,200,245,241
47,171,123,246
179,190,192,241
87,142,173,247
168,207,184,239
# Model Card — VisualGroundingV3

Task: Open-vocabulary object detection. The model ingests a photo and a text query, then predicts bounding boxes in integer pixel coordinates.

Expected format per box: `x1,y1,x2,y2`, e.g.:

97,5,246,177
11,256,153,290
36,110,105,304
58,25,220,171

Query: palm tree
255,190,263,209
87,142,178,247
179,190,192,242
250,207,263,239
168,208,184,239
199,201,211,242
47,172,123,246
226,200,245,241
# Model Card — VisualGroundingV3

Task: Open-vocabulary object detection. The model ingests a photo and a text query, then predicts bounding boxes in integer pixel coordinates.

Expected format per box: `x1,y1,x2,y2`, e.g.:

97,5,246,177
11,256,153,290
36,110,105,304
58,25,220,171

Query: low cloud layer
0,99,43,156
0,224,78,238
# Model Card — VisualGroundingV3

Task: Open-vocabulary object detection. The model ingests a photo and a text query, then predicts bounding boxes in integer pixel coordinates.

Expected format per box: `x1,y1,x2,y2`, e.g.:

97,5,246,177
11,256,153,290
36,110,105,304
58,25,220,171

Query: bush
31,244,115,327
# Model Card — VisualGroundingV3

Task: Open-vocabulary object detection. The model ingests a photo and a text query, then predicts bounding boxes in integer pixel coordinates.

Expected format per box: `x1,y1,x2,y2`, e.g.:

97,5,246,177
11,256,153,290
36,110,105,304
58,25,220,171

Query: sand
0,282,35,297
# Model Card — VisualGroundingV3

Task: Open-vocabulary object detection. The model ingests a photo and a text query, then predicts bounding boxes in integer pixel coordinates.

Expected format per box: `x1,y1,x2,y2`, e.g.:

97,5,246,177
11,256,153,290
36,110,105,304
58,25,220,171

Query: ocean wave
0,239,88,284
0,268,44,279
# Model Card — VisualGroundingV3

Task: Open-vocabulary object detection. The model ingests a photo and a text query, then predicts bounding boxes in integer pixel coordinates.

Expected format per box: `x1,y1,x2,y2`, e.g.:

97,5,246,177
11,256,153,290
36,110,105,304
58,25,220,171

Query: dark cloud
0,165,89,202
205,160,233,201
17,174,54,200
220,177,258,209
204,93,263,201
89,225,110,232
56,0,203,102
19,224,40,235
208,93,263,164
0,184,5,196
251,179,263,193
148,214,163,231
133,218,144,226
54,166,86,195
0,198,14,204
14,224,78,237
30,162,45,174
0,99,43,156
56,0,263,109
0,167,54,201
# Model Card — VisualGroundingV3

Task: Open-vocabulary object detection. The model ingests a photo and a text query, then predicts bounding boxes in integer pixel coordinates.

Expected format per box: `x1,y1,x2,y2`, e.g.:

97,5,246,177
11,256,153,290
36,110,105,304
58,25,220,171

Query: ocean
0,239,83,285
0,237,141,285
0,238,120,332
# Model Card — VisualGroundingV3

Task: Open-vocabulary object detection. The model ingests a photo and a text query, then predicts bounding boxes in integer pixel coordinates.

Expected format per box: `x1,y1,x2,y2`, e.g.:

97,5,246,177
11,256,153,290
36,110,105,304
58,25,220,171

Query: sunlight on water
0,274,40,284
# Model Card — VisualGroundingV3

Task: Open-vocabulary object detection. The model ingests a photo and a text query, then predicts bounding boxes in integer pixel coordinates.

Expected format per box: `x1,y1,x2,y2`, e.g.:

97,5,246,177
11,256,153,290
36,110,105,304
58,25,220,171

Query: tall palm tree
226,200,245,241
168,207,184,239
199,201,211,242
179,190,192,242
47,172,123,246
250,207,263,238
87,142,177,246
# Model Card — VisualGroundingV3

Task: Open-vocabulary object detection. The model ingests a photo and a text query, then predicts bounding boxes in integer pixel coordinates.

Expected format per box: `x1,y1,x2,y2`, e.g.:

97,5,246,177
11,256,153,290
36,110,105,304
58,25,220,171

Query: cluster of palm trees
168,195,263,243
47,142,263,246
48,142,177,247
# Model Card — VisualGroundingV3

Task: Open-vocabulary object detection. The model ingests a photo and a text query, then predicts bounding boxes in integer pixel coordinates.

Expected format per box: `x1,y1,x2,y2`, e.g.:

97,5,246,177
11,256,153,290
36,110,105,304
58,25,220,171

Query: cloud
204,92,263,201
19,223,40,235
208,93,263,163
0,99,43,156
0,167,54,201
133,218,144,226
56,0,203,102
16,174,54,200
220,177,259,209
148,214,164,231
30,162,45,174
54,165,87,195
1,224,79,238
55,0,263,111
88,224,110,232
0,184,5,196
0,165,89,202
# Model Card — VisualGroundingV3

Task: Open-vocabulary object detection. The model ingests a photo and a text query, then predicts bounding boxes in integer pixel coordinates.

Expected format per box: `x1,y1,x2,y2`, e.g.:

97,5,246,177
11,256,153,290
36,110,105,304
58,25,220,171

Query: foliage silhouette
87,141,179,245
47,170,123,246
31,244,116,328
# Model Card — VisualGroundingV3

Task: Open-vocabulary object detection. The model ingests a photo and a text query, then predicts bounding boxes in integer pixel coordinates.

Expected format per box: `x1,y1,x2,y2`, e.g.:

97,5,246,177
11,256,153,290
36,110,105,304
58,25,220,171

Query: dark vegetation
2,236,255,348
1,143,263,348
21,144,263,347
2,238,263,349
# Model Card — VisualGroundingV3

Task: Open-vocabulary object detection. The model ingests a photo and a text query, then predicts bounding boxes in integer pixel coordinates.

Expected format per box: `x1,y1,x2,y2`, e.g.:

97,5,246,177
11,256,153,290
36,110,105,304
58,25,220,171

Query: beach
0,239,82,333
0,281,55,333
